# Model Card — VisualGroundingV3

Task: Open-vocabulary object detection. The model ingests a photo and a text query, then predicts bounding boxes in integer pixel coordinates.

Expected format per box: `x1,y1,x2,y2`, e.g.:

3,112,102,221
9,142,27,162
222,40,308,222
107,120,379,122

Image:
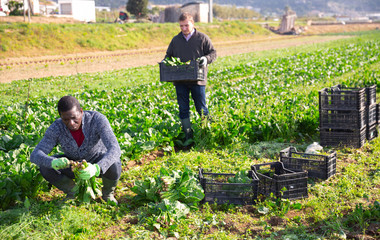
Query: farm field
0,35,350,83
1,21,379,83
0,27,380,239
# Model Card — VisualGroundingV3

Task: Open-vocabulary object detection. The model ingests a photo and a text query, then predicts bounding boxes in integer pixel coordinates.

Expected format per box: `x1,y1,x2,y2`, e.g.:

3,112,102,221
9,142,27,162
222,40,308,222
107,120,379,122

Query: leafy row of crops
1,31,380,239
1,35,380,210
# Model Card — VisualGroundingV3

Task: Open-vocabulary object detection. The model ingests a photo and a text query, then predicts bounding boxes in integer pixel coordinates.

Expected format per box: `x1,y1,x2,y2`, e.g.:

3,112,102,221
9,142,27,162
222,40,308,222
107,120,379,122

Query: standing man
30,95,122,204
165,12,217,141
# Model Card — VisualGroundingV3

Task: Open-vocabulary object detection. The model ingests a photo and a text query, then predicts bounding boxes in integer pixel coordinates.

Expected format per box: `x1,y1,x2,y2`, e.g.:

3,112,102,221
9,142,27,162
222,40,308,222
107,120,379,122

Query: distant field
0,20,271,58
1,17,379,60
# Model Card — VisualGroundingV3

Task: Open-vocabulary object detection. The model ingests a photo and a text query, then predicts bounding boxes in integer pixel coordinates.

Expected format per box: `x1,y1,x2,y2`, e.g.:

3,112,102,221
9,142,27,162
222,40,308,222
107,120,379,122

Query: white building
39,0,59,15
181,2,209,23
156,2,210,23
0,0,10,15
58,0,95,22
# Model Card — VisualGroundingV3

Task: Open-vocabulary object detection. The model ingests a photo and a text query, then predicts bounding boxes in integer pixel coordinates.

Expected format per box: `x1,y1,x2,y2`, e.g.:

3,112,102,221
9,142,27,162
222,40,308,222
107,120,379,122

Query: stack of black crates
199,147,337,205
319,84,378,148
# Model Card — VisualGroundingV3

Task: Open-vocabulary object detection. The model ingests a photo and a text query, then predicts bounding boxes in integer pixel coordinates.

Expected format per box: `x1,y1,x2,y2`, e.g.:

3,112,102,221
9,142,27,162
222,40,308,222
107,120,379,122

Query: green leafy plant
343,201,380,233
257,190,293,217
132,167,204,235
70,160,102,203
131,167,204,208
222,170,254,194
162,57,191,66
139,199,190,235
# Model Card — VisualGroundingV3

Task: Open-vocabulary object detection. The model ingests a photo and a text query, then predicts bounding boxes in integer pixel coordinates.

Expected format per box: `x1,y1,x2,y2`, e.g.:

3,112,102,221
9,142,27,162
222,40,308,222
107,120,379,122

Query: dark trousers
40,160,122,186
175,84,208,119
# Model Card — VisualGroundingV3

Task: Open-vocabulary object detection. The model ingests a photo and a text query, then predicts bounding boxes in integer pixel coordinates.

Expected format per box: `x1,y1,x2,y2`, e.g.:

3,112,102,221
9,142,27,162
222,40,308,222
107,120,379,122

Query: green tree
126,0,148,19
7,0,23,16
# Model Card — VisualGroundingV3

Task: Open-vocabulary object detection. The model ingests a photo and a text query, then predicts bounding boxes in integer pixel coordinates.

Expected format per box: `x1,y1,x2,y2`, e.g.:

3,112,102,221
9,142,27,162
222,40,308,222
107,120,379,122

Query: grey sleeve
30,124,59,168
164,39,174,59
203,36,217,64
95,114,121,173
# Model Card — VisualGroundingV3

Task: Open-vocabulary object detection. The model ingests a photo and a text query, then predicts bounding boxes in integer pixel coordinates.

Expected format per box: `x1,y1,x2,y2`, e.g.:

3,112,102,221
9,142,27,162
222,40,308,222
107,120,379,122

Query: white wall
58,0,95,22
0,0,10,13
198,3,209,23
33,0,40,14
73,0,95,22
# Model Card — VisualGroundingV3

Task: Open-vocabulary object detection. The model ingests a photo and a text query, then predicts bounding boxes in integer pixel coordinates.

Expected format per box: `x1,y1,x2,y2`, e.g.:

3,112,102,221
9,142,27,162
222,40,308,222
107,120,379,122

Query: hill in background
94,0,380,17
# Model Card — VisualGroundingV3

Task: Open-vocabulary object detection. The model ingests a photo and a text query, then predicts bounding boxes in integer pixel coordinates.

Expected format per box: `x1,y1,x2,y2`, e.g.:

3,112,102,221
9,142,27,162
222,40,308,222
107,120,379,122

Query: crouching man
30,95,122,204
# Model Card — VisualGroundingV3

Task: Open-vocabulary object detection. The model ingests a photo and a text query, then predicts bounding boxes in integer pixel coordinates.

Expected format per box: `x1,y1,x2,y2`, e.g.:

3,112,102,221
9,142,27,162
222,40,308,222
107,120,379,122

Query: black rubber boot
102,177,118,204
184,127,194,141
180,118,193,141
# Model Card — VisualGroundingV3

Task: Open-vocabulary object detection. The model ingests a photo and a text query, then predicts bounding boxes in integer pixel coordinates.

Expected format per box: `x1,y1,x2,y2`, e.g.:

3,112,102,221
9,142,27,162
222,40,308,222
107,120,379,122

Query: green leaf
24,196,31,209
258,206,269,215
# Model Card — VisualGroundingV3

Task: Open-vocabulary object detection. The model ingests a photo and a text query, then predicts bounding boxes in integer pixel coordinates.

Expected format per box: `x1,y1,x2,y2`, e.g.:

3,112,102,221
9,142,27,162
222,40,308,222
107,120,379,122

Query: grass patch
0,21,273,59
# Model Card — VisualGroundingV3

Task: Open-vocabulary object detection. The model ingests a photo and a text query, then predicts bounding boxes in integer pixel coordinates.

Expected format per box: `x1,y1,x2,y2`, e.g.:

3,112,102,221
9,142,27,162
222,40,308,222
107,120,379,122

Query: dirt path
0,34,352,83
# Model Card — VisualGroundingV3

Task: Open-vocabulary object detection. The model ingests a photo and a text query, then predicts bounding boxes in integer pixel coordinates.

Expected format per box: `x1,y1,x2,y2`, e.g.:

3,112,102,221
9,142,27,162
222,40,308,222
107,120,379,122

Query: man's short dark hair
57,96,81,114
179,12,194,23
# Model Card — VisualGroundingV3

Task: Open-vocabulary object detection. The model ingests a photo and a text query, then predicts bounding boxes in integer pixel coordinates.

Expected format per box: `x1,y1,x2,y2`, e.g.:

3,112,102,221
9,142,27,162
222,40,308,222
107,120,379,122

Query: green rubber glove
51,157,70,170
78,163,100,180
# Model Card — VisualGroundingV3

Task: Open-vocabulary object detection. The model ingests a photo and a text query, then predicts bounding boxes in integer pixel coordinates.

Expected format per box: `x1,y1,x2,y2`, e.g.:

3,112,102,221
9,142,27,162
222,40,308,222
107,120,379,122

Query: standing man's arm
30,124,60,168
202,35,217,65
164,39,175,59
94,114,121,174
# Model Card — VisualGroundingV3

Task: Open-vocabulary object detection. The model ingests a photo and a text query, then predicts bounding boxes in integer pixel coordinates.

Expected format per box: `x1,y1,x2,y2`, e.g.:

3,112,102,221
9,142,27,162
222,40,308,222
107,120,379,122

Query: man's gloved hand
199,56,207,66
51,157,70,170
78,163,100,180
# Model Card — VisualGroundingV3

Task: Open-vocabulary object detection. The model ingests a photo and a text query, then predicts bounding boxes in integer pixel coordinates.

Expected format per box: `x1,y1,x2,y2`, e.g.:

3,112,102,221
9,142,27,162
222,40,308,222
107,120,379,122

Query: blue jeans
175,84,209,119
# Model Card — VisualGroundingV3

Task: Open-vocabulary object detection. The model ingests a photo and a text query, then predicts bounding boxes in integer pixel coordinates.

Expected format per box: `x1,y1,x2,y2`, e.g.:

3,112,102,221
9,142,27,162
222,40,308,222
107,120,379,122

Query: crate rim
199,168,260,182
280,146,337,159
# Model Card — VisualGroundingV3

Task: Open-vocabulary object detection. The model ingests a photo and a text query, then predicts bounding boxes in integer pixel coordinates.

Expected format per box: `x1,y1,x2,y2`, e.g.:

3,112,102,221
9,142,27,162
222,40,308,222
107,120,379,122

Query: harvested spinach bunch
70,160,102,203
131,166,204,208
162,57,191,66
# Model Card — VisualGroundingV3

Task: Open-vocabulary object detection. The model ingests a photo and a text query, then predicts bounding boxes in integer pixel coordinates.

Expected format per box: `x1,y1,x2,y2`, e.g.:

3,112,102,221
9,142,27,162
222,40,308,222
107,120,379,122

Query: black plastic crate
320,127,366,148
319,108,366,129
251,162,308,200
279,147,337,180
159,61,206,82
319,85,366,110
199,168,259,205
367,103,378,126
366,85,377,106
367,124,378,141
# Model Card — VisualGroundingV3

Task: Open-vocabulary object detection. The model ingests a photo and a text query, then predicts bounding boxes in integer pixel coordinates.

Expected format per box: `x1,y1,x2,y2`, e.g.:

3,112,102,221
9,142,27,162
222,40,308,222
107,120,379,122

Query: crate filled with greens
251,162,308,200
279,147,337,180
159,57,206,82
199,168,259,205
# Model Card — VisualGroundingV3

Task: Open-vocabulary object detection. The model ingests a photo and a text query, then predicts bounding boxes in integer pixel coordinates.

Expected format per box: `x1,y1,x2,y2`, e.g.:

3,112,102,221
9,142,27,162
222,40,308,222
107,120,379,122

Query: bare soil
0,23,379,83
0,15,81,24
